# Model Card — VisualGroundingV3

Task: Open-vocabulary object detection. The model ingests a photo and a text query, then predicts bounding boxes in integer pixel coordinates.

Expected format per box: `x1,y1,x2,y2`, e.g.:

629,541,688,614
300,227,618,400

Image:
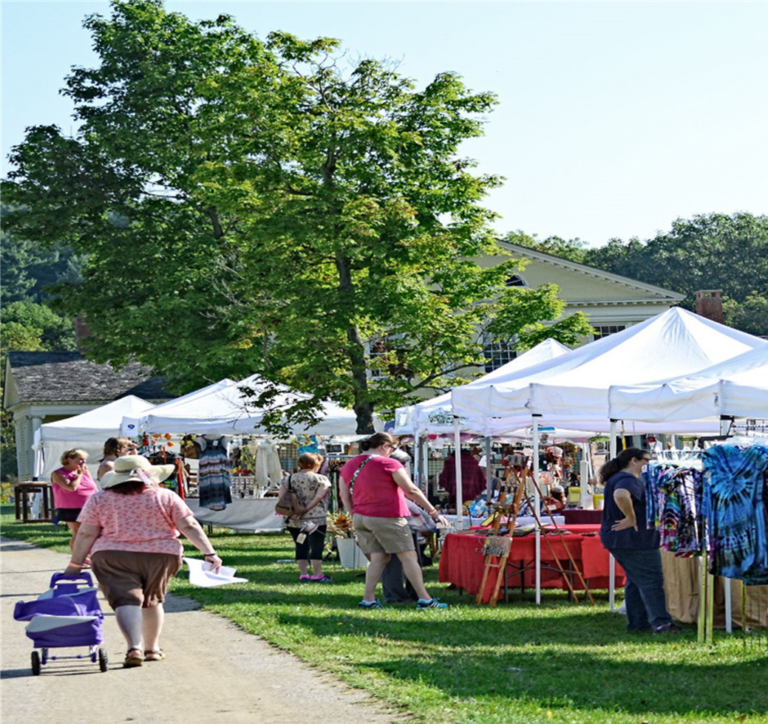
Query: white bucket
336,537,369,569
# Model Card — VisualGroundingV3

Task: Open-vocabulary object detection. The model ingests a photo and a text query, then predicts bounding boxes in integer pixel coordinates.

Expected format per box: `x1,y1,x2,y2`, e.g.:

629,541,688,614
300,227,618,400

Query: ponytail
598,447,647,483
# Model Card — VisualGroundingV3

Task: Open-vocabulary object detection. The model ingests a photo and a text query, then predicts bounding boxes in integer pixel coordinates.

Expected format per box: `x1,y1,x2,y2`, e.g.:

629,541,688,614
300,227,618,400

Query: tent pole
580,443,591,510
454,416,463,529
484,436,492,499
413,434,422,491
532,414,541,605
608,419,618,611
422,437,429,498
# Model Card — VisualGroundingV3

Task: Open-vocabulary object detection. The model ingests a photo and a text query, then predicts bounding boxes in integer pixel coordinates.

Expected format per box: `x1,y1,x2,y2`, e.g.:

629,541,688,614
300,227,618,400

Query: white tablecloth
186,498,284,532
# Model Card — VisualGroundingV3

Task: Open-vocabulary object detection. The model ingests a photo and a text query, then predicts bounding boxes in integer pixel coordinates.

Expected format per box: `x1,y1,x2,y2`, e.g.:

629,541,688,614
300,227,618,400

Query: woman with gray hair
339,432,449,610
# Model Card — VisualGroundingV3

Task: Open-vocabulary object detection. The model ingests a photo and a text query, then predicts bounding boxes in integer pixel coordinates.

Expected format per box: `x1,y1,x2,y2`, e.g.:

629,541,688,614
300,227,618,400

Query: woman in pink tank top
51,448,98,557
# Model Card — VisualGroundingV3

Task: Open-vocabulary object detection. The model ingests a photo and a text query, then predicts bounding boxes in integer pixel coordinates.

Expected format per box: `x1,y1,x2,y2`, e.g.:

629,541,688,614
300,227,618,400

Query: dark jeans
381,532,420,603
611,548,672,630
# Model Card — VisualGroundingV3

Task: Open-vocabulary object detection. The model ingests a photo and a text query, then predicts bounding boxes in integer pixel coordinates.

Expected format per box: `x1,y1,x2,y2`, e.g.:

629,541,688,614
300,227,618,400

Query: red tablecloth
438,525,625,603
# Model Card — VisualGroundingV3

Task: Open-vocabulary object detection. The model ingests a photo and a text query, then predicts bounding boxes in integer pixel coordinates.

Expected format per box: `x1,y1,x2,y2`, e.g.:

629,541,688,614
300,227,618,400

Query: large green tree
0,208,86,306
3,0,591,433
586,213,768,333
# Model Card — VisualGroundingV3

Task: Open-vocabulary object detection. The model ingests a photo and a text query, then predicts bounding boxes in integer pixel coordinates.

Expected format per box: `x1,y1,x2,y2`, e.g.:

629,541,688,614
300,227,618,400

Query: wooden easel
476,464,528,606
521,470,596,606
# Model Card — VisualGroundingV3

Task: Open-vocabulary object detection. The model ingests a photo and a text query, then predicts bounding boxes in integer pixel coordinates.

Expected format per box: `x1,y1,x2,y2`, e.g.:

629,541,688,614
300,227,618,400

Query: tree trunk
335,253,375,434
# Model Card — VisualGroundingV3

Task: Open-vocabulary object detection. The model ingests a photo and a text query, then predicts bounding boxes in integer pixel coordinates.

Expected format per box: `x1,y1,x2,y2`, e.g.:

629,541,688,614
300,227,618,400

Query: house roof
499,241,686,303
4,351,173,406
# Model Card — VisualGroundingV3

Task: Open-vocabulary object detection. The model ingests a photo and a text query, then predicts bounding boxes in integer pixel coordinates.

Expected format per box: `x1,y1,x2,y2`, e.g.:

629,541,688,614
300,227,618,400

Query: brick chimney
74,316,92,353
694,290,724,324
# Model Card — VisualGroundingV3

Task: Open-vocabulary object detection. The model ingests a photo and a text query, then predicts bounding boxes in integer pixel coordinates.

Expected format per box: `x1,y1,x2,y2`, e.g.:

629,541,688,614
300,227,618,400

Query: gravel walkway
1,537,404,724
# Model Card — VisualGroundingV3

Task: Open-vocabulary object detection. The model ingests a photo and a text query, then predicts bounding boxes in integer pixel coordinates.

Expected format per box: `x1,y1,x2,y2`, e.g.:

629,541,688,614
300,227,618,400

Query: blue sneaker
358,599,384,609
416,598,448,610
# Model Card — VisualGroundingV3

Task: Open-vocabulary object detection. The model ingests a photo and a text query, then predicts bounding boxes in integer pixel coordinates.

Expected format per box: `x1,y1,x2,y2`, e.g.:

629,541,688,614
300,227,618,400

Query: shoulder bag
275,475,301,517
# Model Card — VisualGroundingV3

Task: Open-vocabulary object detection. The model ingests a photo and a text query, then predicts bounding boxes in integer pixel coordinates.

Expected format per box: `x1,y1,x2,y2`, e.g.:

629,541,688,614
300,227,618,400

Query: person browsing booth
339,432,449,610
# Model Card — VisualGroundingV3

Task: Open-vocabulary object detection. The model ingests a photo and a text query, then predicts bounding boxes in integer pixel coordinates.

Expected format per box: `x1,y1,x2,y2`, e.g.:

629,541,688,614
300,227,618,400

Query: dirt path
1,538,404,724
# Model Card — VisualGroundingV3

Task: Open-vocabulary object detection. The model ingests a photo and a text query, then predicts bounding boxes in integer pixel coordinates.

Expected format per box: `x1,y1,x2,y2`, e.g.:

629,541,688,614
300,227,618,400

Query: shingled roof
6,352,173,404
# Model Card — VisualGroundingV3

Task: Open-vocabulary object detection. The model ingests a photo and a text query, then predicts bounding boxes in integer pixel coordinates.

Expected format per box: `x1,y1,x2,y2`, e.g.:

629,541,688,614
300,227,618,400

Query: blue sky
2,1,767,247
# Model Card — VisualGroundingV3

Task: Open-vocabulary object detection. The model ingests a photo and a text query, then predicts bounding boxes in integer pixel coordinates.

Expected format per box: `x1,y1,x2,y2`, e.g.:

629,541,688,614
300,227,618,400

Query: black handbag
275,475,301,517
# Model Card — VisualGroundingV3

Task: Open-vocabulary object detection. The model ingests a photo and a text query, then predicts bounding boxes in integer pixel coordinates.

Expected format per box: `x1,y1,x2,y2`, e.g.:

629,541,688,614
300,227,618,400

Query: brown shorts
91,551,181,609
352,514,415,555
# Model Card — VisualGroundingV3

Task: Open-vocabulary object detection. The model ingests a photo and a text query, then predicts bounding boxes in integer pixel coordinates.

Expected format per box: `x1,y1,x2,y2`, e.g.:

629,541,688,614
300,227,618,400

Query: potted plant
327,513,368,569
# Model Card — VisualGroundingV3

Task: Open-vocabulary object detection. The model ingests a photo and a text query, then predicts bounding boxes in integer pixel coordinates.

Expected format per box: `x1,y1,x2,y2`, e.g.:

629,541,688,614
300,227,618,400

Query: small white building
3,352,173,480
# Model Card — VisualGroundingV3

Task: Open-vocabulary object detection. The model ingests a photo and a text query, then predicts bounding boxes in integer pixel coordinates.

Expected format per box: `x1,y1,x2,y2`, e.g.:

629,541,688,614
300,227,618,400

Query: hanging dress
196,436,233,511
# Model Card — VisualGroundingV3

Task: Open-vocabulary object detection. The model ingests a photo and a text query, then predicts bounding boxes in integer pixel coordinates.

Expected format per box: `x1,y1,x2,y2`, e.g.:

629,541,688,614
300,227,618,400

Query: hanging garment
703,445,768,583
254,439,283,489
196,436,233,511
657,468,702,555
438,451,486,508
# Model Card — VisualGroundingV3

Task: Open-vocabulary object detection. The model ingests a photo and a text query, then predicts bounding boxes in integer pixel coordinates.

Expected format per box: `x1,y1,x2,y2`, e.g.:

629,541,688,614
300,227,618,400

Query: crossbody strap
348,456,374,498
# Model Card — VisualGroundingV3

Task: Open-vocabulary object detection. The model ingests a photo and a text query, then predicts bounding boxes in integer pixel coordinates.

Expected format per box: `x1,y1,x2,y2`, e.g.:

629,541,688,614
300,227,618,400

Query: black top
599,471,659,550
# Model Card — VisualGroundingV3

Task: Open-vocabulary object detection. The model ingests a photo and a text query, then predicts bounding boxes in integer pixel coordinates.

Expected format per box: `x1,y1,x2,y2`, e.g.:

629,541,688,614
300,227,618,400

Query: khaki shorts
91,551,181,609
353,514,415,555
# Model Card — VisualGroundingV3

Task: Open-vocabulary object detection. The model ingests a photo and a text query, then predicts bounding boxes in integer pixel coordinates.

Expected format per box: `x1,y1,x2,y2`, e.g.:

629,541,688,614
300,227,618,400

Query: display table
14,482,53,523
187,498,284,532
438,524,625,603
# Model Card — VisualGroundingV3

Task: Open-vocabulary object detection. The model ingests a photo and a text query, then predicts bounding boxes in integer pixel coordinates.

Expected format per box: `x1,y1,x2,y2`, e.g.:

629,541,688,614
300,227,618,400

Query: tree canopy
509,213,768,336
3,0,591,433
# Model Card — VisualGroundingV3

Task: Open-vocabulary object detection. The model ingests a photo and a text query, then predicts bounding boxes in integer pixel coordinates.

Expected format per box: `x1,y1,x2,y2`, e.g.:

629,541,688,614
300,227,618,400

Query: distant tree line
506,211,768,337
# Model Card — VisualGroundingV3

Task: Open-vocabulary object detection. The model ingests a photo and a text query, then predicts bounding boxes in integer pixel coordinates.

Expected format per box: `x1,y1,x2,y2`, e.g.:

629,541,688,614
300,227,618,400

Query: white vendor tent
37,395,156,480
138,373,366,436
120,378,236,436
452,308,766,436
609,344,768,423
393,338,570,436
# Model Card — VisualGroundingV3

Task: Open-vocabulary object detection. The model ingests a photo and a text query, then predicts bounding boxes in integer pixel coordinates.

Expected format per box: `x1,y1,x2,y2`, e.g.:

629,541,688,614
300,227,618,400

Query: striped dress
197,436,233,511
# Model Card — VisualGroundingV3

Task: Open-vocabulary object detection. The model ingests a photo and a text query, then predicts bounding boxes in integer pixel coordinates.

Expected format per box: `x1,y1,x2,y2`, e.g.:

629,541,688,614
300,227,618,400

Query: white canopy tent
36,395,156,480
120,378,236,437
446,308,765,604
452,308,766,436
609,344,768,423
137,373,367,436
393,338,570,436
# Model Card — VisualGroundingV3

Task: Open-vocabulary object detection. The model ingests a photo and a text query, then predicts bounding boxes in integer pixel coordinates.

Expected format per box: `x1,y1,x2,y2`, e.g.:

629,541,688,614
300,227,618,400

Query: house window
593,324,626,341
368,335,411,379
505,274,526,287
483,336,517,373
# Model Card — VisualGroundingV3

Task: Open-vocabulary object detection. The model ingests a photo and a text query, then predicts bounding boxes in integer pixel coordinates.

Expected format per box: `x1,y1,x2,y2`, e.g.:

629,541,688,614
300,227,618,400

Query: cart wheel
91,649,97,663
98,648,108,672
41,648,49,665
31,651,41,676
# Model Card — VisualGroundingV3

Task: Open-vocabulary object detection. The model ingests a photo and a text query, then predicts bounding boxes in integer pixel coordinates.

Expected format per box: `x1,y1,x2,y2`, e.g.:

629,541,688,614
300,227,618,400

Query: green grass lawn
3,507,767,724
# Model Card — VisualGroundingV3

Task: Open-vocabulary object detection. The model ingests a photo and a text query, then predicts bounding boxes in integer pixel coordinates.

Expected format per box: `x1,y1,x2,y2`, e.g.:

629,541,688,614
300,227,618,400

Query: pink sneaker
299,575,312,582
309,575,332,583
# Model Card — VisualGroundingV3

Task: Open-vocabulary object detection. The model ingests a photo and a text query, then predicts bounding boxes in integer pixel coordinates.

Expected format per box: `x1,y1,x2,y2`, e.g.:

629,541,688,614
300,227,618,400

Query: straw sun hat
100,454,175,490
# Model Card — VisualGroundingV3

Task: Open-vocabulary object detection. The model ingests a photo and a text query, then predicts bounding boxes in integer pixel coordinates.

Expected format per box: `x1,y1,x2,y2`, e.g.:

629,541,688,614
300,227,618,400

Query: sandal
144,649,165,662
123,648,144,668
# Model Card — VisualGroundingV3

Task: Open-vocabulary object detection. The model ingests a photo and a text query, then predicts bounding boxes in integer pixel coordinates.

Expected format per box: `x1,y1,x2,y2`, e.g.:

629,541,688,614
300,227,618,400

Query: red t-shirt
340,454,409,518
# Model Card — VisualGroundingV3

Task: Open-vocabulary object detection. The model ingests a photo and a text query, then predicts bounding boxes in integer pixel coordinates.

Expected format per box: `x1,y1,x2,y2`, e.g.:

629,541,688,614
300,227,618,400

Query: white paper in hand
183,557,248,587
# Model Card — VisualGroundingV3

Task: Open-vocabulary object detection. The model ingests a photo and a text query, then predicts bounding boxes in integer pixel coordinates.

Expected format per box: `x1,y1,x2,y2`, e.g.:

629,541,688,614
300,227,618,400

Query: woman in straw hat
63,455,224,667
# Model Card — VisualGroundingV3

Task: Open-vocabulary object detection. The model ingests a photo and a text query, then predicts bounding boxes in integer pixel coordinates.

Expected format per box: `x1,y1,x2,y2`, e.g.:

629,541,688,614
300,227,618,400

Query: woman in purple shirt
599,448,681,634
